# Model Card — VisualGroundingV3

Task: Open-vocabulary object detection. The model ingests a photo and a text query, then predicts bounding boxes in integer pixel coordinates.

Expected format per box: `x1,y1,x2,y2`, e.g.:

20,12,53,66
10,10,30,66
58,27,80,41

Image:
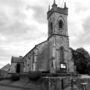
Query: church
9,0,75,75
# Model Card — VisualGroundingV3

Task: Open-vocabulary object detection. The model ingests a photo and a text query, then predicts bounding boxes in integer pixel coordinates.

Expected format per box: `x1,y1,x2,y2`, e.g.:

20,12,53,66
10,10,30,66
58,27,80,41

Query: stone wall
9,63,16,73
23,41,50,72
48,36,74,73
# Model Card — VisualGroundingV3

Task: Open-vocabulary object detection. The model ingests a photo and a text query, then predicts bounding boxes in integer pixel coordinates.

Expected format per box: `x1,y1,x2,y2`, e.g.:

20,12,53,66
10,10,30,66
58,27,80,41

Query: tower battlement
47,2,68,19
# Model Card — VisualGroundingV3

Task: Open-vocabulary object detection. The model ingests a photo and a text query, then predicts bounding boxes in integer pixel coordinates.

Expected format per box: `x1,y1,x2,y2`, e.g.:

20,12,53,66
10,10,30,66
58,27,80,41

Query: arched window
50,22,53,30
59,20,63,29
60,46,64,62
49,22,53,35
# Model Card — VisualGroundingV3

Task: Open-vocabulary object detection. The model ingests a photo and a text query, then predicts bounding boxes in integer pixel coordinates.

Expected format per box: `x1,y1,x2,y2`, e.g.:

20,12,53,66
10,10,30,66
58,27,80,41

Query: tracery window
59,20,63,29
50,22,53,30
60,46,64,62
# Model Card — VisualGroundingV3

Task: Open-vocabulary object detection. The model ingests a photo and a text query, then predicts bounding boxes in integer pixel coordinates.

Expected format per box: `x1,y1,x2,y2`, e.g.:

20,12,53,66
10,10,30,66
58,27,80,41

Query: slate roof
1,64,11,71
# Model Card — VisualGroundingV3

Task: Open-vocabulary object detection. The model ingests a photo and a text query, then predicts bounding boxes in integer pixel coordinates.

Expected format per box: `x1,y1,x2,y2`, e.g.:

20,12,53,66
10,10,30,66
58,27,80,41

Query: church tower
47,1,68,38
47,1,74,73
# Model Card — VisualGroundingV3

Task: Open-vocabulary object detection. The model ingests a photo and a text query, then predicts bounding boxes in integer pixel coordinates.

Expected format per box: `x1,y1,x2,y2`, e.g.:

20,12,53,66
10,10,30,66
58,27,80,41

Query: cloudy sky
0,0,90,68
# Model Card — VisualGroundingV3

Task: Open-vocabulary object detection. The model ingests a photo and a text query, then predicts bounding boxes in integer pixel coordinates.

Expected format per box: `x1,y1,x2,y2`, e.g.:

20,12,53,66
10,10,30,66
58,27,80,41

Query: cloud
29,6,47,23
0,0,90,68
67,0,90,51
74,17,90,45
0,0,48,68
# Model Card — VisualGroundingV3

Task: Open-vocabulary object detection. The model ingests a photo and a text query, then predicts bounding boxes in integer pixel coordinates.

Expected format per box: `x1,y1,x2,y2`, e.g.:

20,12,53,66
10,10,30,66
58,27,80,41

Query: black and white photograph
0,0,90,90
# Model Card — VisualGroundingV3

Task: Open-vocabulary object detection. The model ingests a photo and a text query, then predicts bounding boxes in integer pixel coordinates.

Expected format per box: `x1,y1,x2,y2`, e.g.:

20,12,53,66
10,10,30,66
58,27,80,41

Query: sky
0,0,90,68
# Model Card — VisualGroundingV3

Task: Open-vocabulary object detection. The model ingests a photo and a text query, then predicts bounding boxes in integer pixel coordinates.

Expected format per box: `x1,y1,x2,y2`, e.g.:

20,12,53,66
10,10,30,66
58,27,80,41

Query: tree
71,48,90,74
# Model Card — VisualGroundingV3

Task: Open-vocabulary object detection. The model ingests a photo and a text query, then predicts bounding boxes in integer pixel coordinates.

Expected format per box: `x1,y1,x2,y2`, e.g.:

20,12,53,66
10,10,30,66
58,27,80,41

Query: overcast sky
0,0,90,68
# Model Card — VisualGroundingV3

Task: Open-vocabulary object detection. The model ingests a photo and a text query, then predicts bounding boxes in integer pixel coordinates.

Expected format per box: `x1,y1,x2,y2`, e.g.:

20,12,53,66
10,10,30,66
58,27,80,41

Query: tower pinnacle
64,2,67,8
53,0,56,4
52,0,57,8
48,5,50,11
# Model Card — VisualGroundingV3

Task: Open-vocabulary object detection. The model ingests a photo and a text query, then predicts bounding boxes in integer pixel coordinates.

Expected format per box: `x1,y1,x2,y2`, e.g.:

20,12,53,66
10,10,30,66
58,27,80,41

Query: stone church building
9,1,75,75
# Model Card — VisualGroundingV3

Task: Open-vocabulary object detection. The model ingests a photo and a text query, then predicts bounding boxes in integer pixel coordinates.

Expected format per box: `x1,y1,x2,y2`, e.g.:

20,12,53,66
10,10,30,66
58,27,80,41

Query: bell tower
47,1,68,38
47,1,74,73
47,0,68,37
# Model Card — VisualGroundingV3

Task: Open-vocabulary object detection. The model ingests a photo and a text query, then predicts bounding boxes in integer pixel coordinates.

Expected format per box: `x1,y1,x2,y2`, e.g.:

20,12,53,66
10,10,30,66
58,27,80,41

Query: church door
16,63,21,73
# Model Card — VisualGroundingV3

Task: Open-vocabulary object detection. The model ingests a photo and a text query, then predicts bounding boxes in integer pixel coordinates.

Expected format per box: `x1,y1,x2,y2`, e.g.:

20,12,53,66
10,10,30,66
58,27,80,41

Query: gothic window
59,20,63,29
49,22,53,34
50,22,53,30
28,56,31,59
60,46,64,62
32,52,35,63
